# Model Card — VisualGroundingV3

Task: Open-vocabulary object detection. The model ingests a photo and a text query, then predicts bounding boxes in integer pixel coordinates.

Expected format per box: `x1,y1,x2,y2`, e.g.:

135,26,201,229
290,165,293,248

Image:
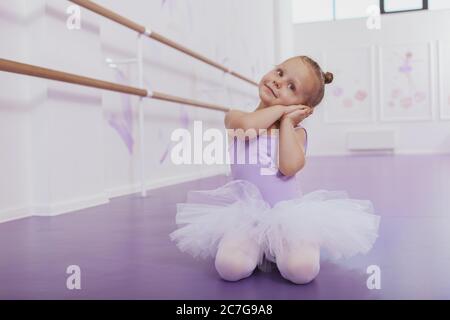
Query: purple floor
1,154,450,299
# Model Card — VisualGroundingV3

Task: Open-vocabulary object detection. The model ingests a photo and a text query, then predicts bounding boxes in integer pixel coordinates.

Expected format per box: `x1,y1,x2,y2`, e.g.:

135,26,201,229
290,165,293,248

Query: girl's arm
224,105,285,131
278,116,307,177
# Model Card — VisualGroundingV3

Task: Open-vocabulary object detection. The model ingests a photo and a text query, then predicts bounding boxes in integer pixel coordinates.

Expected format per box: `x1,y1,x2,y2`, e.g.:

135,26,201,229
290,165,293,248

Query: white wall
294,9,450,156
0,0,34,221
273,0,294,63
0,0,275,222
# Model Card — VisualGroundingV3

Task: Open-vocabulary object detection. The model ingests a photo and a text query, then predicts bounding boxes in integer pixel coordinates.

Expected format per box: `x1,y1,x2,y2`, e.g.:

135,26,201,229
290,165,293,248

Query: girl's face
258,58,317,108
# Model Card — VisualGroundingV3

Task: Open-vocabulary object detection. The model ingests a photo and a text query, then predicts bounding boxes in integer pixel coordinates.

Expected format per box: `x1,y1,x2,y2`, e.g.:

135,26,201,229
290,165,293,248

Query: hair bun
324,72,334,84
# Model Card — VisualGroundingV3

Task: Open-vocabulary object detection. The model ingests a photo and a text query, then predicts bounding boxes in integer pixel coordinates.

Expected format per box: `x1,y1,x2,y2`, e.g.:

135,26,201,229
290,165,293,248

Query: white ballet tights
215,230,260,282
215,231,320,284
275,242,320,284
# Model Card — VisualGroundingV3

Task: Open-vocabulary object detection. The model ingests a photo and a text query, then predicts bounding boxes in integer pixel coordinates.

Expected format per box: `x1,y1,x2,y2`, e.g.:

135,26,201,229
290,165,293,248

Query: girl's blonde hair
297,56,333,107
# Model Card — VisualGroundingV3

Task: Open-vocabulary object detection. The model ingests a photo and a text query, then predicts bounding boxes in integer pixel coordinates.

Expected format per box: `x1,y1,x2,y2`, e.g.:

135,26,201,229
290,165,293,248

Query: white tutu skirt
169,180,380,270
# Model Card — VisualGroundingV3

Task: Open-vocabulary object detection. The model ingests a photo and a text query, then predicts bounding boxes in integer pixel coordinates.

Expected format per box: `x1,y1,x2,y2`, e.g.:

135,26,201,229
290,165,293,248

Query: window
380,0,428,14
335,0,379,19
292,0,334,24
292,0,448,24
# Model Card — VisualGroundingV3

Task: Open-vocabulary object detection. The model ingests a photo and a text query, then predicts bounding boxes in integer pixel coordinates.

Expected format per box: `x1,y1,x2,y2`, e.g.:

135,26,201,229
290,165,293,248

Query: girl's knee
215,252,257,282
281,258,320,284
214,230,261,281
277,246,320,284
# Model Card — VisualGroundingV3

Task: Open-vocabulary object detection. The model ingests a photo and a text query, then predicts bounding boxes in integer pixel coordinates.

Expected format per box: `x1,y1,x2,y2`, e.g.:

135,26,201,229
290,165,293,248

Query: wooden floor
1,154,450,299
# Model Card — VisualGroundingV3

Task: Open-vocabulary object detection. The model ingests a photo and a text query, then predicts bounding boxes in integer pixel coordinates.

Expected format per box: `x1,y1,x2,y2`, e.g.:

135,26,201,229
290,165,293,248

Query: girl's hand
281,104,313,126
281,104,308,115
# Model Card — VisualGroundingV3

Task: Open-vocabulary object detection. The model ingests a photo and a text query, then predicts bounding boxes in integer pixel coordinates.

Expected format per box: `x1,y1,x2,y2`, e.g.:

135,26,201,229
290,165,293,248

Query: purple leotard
229,126,308,206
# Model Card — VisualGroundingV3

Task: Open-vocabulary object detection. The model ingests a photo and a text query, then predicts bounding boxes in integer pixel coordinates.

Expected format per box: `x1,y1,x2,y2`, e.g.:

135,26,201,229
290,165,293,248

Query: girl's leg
275,242,320,284
215,230,261,281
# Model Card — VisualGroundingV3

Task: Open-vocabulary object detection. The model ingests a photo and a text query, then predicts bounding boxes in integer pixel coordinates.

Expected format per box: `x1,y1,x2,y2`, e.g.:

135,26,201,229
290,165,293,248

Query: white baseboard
106,166,230,198
308,149,450,156
105,184,141,199
0,206,32,224
0,166,229,224
31,192,110,217
395,149,450,155
145,166,230,191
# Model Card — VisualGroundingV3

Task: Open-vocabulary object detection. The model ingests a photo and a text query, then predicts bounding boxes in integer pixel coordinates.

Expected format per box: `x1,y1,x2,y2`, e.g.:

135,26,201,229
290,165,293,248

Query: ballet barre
2,1,256,199
0,57,231,199
67,0,259,197
0,58,230,113
68,0,258,87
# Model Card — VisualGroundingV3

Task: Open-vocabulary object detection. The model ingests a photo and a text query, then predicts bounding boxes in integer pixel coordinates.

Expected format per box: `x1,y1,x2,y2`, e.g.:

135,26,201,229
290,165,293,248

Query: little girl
169,56,380,284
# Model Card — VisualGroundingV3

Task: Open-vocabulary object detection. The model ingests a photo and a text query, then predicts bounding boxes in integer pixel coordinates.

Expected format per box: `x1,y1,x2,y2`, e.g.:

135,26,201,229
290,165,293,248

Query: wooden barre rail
0,58,230,113
68,0,258,87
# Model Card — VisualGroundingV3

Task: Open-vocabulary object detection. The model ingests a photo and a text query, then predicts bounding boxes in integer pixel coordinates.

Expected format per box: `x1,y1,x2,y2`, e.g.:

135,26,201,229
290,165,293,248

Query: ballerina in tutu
169,56,380,284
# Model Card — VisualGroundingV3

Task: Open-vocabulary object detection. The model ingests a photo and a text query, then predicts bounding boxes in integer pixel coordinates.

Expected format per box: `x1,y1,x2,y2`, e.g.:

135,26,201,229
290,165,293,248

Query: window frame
380,0,429,14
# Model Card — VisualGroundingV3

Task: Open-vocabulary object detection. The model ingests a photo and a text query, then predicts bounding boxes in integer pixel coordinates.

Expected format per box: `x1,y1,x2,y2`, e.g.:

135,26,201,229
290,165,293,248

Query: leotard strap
295,125,308,154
